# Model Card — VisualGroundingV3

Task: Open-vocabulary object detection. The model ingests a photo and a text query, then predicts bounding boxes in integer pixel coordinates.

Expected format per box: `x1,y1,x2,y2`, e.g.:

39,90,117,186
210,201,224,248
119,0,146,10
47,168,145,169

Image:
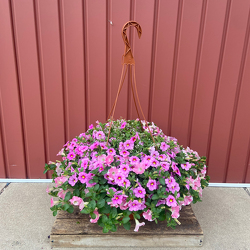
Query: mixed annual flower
45,119,209,233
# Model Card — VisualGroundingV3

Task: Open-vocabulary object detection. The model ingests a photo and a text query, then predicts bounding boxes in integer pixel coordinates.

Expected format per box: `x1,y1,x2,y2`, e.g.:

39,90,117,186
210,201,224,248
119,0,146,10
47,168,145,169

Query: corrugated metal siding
0,0,250,182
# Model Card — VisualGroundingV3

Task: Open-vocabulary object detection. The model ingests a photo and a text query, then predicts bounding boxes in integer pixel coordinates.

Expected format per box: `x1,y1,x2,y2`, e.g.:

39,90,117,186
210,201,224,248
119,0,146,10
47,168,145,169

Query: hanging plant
44,21,209,233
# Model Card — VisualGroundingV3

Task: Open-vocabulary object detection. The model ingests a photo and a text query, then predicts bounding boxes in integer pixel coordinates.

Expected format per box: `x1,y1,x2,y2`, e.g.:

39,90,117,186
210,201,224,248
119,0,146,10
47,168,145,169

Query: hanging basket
45,21,210,236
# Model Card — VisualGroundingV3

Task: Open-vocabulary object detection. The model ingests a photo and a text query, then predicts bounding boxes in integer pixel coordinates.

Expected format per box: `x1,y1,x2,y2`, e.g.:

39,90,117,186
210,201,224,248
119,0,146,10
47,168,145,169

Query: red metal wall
0,0,250,182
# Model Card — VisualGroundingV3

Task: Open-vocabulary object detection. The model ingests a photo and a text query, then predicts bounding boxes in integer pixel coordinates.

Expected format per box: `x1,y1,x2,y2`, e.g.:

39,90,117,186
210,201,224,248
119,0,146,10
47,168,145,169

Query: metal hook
121,21,142,65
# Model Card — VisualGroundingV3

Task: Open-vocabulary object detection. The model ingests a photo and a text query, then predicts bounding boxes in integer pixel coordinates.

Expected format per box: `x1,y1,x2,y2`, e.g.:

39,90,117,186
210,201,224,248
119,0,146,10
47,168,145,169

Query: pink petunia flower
98,154,106,163
89,124,94,129
95,131,105,140
165,176,175,187
151,158,160,167
129,156,140,164
147,179,157,191
181,162,192,171
158,154,167,161
124,140,134,150
120,199,129,210
120,178,131,188
57,148,64,156
120,121,127,129
171,206,180,218
50,198,54,207
172,163,181,177
156,199,166,207
133,162,146,175
134,218,145,232
90,209,100,223
67,151,76,160
160,142,170,151
184,195,193,205
120,150,130,157
114,173,126,186
78,172,90,184
166,195,177,207
160,162,170,171
143,209,154,221
151,150,159,159
112,194,124,205
107,167,119,180
105,155,114,165
169,182,180,193
68,173,78,186
133,187,146,198
128,200,141,211
119,164,130,176
46,185,52,194
54,176,68,187
130,136,136,143
144,155,153,165
99,142,108,150
90,142,100,151
107,148,116,156
58,189,67,199
69,196,83,206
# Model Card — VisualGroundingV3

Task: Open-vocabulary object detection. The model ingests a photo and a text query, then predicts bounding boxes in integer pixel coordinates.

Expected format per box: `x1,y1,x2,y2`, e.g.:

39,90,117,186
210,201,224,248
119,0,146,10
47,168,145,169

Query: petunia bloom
166,195,177,207
134,218,145,232
133,187,146,198
90,209,100,223
147,179,157,191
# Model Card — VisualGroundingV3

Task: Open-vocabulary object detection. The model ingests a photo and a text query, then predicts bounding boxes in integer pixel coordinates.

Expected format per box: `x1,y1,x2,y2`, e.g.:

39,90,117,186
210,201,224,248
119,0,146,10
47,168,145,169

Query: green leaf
90,212,96,219
99,204,111,214
67,205,74,213
122,216,130,224
134,213,140,219
110,224,117,232
63,203,70,211
88,200,96,210
103,226,109,233
73,189,80,196
97,199,105,209
64,192,72,202
110,207,117,218
102,215,108,223
86,192,92,198
80,207,90,214
152,194,159,200
53,211,57,216
159,177,165,185
158,211,166,221
123,221,131,230
93,184,100,191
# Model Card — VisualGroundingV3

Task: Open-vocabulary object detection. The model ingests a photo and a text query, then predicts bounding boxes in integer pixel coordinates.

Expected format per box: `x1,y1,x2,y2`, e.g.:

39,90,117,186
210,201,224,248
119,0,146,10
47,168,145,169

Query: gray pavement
0,184,250,250
0,182,7,190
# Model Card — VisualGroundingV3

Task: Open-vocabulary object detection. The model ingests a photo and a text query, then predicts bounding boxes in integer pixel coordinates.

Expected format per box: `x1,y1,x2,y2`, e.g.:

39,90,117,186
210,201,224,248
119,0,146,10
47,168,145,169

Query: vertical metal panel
59,0,86,140
0,130,6,177
245,146,250,183
190,0,228,157
34,0,65,165
11,0,45,178
0,0,26,178
85,0,107,125
170,0,203,147
208,0,250,182
151,0,179,134
226,24,250,182
107,0,130,120
0,0,250,182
